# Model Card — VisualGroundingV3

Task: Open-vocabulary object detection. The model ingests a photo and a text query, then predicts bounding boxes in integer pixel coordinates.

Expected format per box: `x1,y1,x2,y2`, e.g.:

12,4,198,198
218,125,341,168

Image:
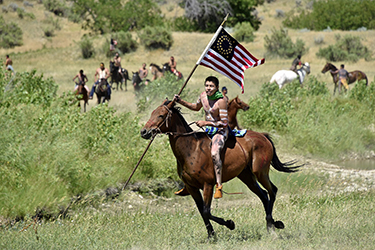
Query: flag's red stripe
200,59,243,86
203,50,243,80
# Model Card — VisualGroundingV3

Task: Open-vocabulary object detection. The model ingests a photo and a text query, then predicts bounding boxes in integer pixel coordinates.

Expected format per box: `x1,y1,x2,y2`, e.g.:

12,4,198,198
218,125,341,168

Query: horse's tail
263,133,302,173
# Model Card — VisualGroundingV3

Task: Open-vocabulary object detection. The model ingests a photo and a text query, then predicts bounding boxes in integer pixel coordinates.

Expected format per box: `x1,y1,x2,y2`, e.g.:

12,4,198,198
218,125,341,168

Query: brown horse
149,63,164,81
228,96,249,130
75,82,89,112
140,100,301,238
321,62,368,95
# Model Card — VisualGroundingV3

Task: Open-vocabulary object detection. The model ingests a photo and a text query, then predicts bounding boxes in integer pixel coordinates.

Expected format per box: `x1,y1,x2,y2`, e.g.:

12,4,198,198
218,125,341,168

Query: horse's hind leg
237,168,273,227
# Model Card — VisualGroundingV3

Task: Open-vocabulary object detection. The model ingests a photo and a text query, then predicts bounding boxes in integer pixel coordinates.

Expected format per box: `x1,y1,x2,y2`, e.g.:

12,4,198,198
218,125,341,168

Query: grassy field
1,168,375,249
1,0,375,249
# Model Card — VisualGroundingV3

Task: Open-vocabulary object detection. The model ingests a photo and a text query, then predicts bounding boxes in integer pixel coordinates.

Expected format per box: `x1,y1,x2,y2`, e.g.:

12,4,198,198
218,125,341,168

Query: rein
160,105,206,137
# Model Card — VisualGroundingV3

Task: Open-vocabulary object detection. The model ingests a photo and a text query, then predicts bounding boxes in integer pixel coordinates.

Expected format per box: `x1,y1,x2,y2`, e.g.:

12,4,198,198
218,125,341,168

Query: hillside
1,0,375,113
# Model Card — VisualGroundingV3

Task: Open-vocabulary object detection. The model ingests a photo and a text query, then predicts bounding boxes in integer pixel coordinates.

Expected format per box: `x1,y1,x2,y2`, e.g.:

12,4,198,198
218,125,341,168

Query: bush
138,26,173,50
79,36,95,59
43,0,68,16
264,28,308,58
43,26,55,37
0,68,58,108
316,35,372,62
135,73,199,113
233,22,255,43
0,16,23,48
104,32,138,58
283,0,375,30
170,16,199,32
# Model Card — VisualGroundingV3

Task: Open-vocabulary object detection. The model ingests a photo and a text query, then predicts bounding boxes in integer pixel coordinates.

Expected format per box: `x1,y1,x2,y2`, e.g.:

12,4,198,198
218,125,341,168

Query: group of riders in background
72,53,182,102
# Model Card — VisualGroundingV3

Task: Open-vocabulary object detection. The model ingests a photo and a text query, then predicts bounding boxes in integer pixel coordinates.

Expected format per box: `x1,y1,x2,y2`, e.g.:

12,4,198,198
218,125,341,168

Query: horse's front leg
187,185,215,238
202,183,235,232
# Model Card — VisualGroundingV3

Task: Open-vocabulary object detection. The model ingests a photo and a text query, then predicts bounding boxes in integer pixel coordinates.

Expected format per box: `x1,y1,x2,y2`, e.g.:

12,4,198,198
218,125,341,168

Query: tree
71,0,164,34
227,0,263,30
182,0,233,32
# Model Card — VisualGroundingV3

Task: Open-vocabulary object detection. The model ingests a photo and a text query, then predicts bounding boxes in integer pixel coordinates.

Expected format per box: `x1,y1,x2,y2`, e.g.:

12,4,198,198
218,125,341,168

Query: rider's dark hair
205,76,219,88
79,69,83,74
341,64,345,68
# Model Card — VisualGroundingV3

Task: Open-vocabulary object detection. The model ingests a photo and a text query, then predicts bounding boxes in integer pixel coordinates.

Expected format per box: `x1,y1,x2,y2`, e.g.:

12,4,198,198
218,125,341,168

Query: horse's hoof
226,220,235,230
274,220,285,229
207,230,215,239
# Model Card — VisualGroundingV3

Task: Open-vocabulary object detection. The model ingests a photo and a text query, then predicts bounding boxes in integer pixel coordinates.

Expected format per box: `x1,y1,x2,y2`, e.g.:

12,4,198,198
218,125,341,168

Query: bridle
149,104,205,137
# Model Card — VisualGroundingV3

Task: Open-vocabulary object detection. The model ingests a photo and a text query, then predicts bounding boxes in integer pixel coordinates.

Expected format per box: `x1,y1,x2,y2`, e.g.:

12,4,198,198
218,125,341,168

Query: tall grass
240,77,375,159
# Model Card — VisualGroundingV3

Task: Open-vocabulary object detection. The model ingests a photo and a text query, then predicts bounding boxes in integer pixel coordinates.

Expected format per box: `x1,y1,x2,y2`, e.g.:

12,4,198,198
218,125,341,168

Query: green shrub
138,26,173,50
170,16,199,32
135,73,199,113
264,28,308,58
233,22,255,43
0,16,23,48
0,68,58,108
283,0,375,30
79,36,95,59
43,26,55,37
43,0,68,16
349,81,375,111
103,32,138,58
239,77,375,159
316,35,372,62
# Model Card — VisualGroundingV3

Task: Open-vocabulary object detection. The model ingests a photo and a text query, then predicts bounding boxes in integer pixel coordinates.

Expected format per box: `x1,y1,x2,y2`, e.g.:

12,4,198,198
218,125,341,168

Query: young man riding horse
73,69,90,93
174,76,228,199
113,52,124,80
89,63,111,100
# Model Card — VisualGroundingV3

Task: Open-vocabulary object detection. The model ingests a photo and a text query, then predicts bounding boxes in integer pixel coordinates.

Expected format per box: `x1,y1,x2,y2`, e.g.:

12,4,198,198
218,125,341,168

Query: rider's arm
208,99,228,128
105,69,110,79
174,95,202,111
72,74,78,81
94,70,98,82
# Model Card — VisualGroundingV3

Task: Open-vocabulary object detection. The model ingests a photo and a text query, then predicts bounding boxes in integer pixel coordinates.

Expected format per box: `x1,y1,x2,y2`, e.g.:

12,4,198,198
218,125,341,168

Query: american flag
197,27,265,93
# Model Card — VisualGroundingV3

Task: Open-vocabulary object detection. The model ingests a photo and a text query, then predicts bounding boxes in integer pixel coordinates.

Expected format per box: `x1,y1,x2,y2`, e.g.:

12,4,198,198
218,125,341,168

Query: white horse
270,62,311,89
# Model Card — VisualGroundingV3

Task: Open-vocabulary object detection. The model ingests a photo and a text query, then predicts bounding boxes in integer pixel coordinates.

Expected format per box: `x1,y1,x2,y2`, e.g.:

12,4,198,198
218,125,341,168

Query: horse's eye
158,115,164,119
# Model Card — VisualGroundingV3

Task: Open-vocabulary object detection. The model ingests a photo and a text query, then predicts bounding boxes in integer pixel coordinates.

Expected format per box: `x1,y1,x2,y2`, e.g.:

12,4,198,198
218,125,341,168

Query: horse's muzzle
140,128,153,139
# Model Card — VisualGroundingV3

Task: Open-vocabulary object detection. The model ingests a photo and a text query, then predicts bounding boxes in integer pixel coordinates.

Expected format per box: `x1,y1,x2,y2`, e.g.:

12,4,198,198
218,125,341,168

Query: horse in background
228,96,249,130
162,63,183,80
140,100,301,238
95,79,110,104
270,62,311,89
75,82,89,112
321,62,368,95
132,71,145,92
149,63,164,81
109,61,130,91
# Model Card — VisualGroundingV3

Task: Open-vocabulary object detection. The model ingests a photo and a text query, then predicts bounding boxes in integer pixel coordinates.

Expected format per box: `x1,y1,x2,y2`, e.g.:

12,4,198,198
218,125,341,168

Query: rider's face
205,81,218,97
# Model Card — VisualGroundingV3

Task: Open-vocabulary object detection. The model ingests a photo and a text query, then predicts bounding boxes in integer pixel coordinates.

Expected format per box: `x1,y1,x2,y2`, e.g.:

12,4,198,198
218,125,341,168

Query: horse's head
140,100,176,139
229,96,249,111
303,62,311,74
162,63,170,73
322,62,335,74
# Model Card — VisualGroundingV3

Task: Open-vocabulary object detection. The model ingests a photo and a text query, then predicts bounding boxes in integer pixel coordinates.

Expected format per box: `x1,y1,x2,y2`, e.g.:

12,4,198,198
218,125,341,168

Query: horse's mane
150,63,162,72
163,100,193,133
328,62,337,71
228,96,238,106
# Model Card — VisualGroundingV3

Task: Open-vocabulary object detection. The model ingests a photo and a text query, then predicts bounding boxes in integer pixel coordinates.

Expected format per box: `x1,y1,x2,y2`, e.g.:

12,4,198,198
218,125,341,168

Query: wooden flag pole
175,14,229,98
121,14,230,192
